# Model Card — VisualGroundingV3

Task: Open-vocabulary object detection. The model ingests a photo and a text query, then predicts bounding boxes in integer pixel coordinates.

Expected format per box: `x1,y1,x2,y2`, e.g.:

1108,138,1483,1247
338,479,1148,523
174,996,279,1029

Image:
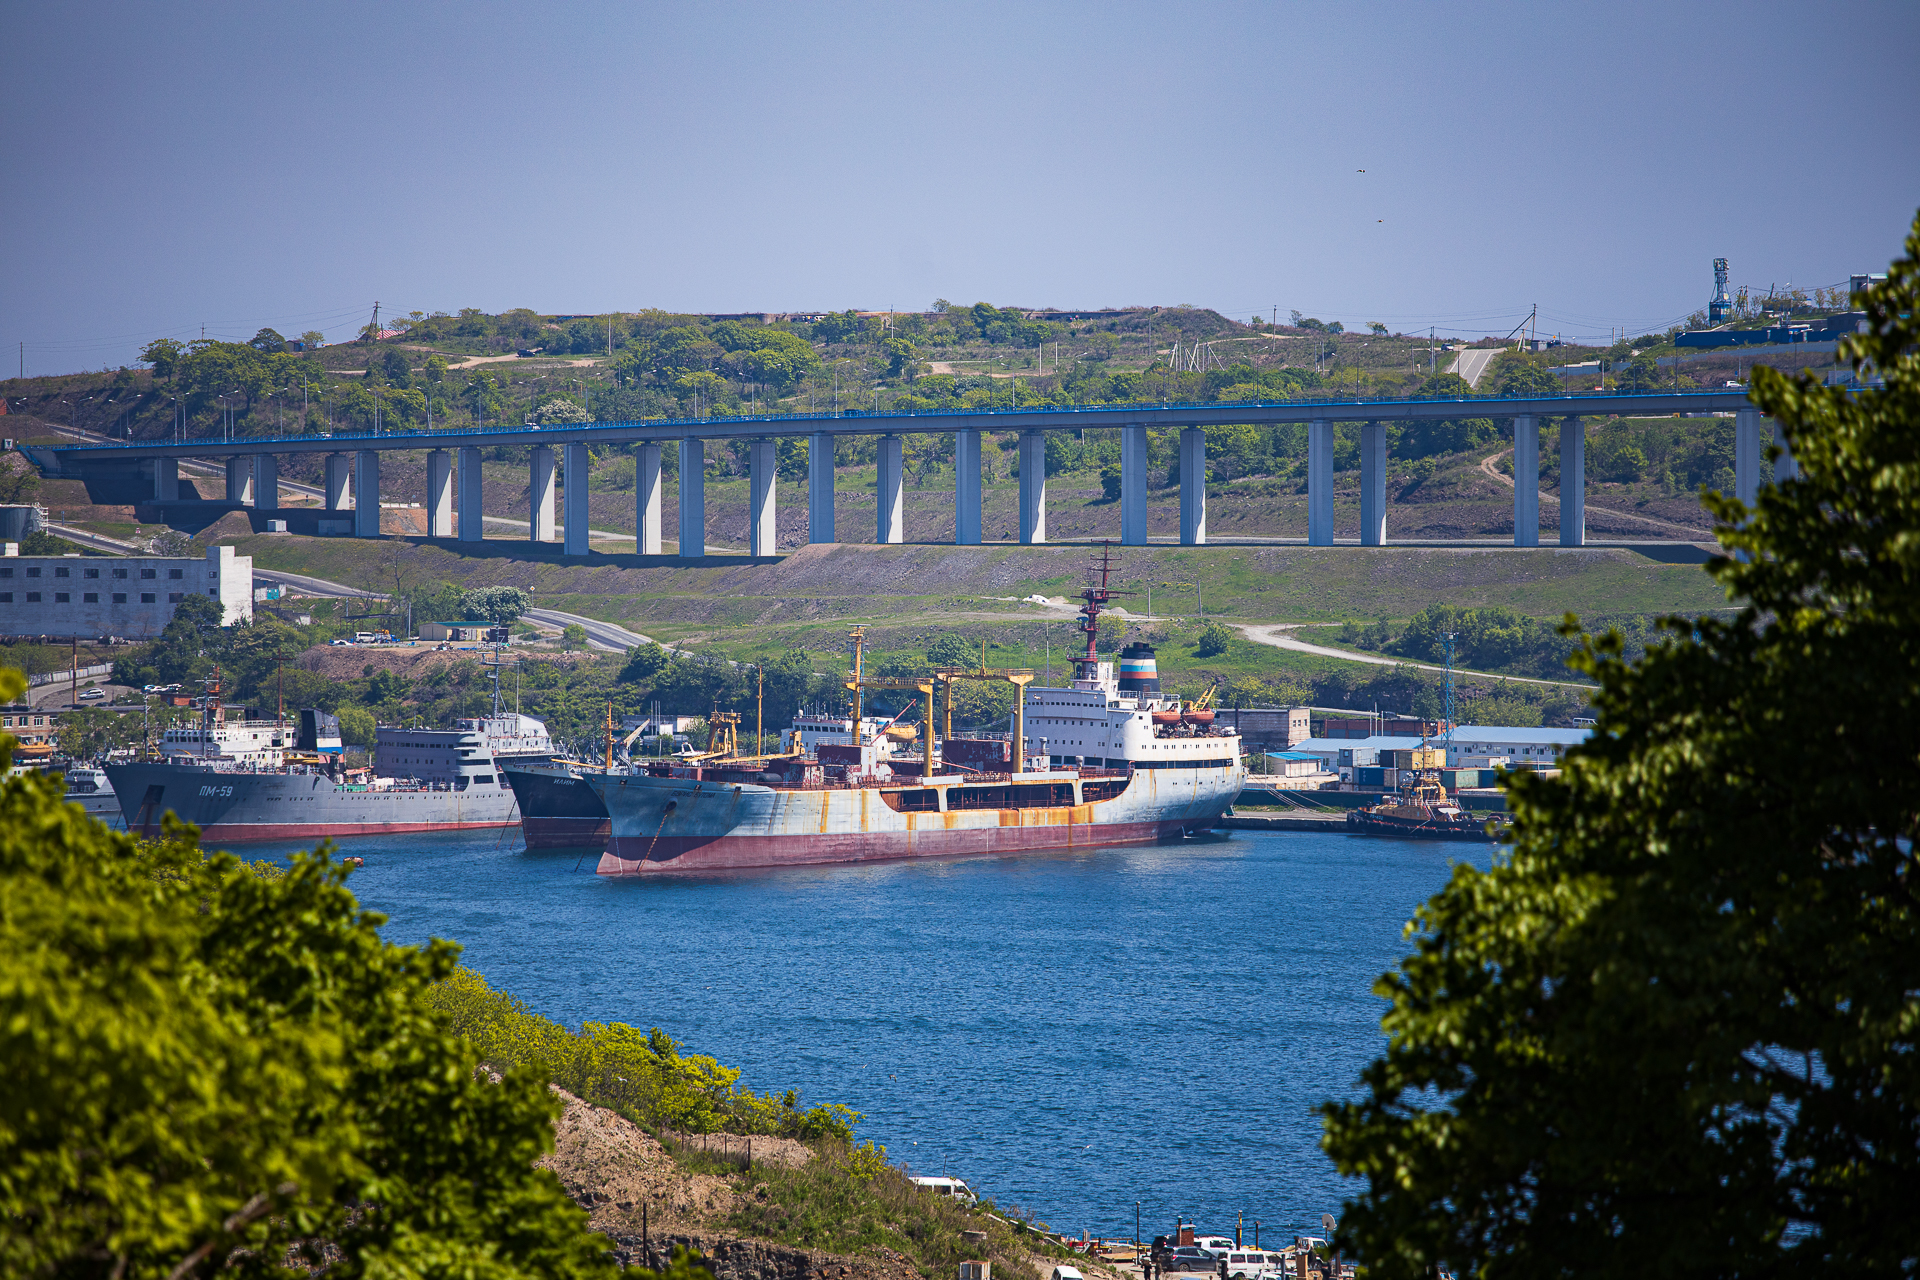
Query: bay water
254,828,1486,1245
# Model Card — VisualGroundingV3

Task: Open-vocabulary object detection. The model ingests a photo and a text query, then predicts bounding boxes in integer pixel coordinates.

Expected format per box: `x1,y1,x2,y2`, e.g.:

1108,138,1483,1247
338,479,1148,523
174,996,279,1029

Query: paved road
523,608,651,652
1452,347,1503,388
1476,449,1713,536
1239,622,1591,689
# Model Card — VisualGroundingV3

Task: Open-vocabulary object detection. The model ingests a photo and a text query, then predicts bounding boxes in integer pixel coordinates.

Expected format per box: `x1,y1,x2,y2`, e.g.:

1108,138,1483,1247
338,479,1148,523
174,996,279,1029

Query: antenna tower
1073,542,1133,681
1709,259,1733,324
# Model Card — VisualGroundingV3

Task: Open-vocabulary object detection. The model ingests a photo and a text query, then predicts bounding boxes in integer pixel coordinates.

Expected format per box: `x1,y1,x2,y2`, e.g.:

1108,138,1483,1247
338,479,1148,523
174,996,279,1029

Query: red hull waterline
597,818,1194,875
188,819,517,844
521,817,613,852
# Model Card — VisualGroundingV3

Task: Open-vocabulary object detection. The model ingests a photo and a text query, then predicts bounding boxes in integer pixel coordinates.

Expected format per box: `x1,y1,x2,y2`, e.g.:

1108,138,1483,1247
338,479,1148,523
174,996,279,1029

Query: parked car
907,1176,975,1203
79,688,106,700
329,638,350,646
1166,1248,1215,1273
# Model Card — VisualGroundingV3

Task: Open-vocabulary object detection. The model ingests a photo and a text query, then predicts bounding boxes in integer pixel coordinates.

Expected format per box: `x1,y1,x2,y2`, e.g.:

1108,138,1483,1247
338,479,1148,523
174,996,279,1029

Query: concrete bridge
30,389,1784,555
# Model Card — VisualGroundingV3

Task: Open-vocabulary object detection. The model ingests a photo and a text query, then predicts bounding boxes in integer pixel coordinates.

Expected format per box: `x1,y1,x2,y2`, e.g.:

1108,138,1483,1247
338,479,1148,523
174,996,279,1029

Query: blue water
252,828,1485,1244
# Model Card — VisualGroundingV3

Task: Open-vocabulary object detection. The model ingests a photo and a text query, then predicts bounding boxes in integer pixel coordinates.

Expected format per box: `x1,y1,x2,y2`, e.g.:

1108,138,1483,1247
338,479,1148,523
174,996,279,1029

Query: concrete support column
324,454,350,511
562,443,590,556
636,443,662,554
1512,416,1539,547
1018,431,1046,545
353,450,381,537
427,450,453,537
1120,425,1149,545
876,436,905,544
677,439,705,556
252,454,278,510
808,432,835,543
1734,406,1762,505
1307,418,1334,546
529,445,556,543
226,457,254,506
457,447,483,542
1359,421,1387,546
153,457,179,501
1179,426,1207,545
749,439,776,557
1772,417,1798,483
954,429,982,545
1558,416,1585,547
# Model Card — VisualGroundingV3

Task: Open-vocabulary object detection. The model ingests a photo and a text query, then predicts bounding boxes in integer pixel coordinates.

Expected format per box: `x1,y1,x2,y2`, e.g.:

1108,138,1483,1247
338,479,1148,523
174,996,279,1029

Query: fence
26,663,114,688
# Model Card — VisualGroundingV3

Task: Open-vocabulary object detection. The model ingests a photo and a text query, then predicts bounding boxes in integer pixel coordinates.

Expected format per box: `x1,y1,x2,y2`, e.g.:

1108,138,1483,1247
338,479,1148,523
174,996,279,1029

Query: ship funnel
1118,642,1161,695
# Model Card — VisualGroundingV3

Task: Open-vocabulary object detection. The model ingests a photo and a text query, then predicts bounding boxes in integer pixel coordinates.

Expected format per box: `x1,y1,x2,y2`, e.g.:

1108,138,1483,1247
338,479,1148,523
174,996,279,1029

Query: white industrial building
0,544,252,639
1288,724,1591,772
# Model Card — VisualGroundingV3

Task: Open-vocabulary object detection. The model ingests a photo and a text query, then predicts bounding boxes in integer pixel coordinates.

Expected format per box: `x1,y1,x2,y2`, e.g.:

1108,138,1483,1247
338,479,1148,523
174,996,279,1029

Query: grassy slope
232,534,1727,625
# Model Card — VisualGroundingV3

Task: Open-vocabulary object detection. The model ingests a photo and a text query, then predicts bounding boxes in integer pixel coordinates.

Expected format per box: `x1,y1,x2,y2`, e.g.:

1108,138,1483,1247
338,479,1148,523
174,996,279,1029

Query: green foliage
926,633,978,668
561,623,588,652
1194,621,1233,657
419,968,859,1142
1321,214,1920,1278
0,755,613,1279
336,705,375,747
461,585,531,625
54,705,144,760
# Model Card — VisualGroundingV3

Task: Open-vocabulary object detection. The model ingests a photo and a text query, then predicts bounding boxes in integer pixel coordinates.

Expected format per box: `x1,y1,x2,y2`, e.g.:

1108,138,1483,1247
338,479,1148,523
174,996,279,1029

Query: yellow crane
931,639,1037,771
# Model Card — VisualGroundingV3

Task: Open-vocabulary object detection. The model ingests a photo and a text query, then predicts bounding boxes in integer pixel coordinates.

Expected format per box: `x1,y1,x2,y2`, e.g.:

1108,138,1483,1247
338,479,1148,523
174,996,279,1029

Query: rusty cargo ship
592,556,1244,875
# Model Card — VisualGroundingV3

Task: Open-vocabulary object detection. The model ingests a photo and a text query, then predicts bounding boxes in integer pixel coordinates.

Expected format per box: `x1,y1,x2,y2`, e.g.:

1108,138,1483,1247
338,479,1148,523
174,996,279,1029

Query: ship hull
501,760,611,852
591,764,1241,875
1344,809,1496,842
106,762,521,844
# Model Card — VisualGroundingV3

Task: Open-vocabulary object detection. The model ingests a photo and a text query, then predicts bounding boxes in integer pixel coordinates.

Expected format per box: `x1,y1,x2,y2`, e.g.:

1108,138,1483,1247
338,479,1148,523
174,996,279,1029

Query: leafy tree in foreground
1322,213,1920,1276
0,660,614,1279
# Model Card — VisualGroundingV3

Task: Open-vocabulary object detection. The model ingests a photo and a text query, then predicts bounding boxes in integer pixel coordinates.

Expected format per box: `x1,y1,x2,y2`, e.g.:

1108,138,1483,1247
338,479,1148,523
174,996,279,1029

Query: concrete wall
0,545,251,639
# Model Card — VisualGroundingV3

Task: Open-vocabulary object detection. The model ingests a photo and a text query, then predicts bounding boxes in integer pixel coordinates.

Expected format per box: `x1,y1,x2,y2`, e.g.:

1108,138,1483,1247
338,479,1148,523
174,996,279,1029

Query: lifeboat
1181,708,1216,727
1151,709,1183,727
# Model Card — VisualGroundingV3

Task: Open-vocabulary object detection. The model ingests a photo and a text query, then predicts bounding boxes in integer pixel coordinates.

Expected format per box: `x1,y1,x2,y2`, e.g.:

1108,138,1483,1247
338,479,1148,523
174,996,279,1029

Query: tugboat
1345,773,1498,841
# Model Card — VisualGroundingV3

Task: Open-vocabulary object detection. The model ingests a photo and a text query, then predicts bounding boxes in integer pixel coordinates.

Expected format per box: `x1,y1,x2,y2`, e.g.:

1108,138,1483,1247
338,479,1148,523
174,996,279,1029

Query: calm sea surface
252,827,1486,1244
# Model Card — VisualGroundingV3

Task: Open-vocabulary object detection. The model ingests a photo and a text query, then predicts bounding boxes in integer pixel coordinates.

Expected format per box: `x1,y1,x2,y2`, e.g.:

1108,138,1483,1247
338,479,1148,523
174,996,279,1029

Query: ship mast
1074,541,1129,682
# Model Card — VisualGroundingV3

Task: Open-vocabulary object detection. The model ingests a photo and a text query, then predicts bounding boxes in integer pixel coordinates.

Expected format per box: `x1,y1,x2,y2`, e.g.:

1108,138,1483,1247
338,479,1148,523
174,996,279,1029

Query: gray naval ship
107,707,554,844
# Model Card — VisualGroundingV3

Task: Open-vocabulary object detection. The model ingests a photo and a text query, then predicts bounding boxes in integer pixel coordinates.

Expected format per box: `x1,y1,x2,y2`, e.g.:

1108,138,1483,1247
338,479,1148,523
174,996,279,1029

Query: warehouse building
0,545,252,639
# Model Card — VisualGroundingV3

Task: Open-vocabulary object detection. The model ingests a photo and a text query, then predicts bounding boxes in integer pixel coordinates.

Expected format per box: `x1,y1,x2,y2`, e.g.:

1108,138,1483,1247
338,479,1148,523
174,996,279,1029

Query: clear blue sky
6,0,1916,374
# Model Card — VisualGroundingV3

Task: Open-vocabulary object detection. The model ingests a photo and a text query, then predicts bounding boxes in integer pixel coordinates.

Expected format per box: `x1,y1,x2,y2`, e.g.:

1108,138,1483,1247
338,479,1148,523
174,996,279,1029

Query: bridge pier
1019,431,1046,544
1773,417,1798,483
226,457,254,506
1559,416,1585,547
1179,427,1206,545
809,432,835,543
1307,419,1334,545
153,457,178,501
1512,416,1539,547
563,443,590,555
427,450,453,537
877,436,904,544
1735,407,1762,505
353,451,381,537
529,446,556,543
1120,424,1148,545
749,439,776,556
955,429,981,545
677,439,704,556
458,447,483,542
1359,421,1386,546
252,455,278,510
636,443,662,554
325,454,350,512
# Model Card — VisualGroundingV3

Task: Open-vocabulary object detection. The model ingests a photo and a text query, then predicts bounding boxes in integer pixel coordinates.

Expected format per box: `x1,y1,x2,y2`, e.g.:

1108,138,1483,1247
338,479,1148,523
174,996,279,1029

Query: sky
4,0,1917,375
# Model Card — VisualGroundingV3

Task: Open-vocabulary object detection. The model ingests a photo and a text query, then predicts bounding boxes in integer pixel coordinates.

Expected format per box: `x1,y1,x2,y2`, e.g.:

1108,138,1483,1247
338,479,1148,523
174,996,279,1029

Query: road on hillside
1476,449,1714,536
1238,622,1592,690
523,609,650,651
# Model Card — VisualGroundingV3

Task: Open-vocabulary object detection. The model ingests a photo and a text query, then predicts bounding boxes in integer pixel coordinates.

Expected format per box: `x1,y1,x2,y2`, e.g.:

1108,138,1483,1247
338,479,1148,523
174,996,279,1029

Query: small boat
1151,709,1183,727
1346,788,1498,842
1182,708,1215,727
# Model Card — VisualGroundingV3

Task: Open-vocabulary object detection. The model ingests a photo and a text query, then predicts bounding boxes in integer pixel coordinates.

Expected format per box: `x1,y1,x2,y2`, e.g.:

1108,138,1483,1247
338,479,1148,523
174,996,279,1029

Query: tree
927,633,977,668
0,671,616,1279
248,327,288,353
535,398,590,424
1369,322,1389,335
336,704,375,747
461,586,532,626
1194,622,1233,657
1322,214,1920,1279
561,624,588,652
299,330,327,350
55,706,142,760
139,337,185,380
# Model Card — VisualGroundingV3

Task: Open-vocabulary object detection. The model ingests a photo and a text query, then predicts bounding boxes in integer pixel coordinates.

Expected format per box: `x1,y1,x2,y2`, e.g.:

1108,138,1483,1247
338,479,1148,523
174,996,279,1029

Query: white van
1220,1252,1284,1279
1050,1268,1085,1280
908,1175,975,1203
